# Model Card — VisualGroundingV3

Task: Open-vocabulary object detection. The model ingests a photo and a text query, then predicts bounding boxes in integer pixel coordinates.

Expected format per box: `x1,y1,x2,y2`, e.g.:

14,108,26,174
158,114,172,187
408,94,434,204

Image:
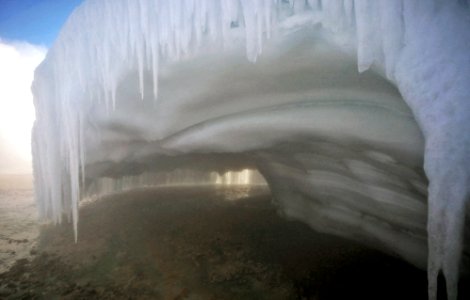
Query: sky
0,0,83,174
0,0,83,46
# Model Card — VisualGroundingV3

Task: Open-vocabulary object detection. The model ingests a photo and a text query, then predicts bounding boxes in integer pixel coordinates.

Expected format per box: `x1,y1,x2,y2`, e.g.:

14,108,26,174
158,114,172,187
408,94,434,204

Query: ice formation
32,1,470,299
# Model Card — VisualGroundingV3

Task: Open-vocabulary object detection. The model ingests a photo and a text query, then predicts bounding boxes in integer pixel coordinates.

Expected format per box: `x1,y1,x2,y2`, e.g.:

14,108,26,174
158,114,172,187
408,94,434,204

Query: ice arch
32,1,470,299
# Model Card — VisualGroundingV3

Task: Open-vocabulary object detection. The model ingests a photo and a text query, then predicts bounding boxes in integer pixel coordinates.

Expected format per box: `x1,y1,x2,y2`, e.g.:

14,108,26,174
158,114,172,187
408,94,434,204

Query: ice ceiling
32,1,469,299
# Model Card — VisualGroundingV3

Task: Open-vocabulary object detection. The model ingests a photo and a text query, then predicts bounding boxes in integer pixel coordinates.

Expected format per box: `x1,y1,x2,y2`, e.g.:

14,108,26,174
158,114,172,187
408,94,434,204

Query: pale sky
0,0,83,174
0,41,46,173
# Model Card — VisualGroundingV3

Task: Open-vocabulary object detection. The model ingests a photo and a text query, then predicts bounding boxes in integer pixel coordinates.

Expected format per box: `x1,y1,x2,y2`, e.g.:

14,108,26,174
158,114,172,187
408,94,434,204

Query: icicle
343,0,354,28
378,0,404,80
111,80,117,111
136,2,145,100
354,0,379,73
256,2,263,56
263,0,272,39
240,0,263,62
79,111,86,186
152,43,159,100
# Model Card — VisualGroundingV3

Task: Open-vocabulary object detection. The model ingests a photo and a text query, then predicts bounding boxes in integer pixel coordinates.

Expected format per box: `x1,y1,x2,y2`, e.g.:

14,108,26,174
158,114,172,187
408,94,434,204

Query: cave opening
63,25,435,297
28,1,470,298
83,166,268,201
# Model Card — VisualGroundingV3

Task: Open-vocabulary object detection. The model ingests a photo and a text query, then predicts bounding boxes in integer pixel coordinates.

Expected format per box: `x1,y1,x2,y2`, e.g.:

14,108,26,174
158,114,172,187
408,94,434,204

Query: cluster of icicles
32,1,470,299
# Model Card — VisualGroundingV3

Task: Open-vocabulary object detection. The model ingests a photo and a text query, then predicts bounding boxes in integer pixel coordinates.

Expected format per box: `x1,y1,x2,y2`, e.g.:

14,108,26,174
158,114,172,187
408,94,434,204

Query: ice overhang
32,1,470,299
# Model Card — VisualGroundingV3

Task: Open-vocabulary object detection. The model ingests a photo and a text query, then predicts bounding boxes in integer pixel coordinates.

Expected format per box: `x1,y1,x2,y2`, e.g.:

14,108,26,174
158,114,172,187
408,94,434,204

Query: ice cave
31,1,470,299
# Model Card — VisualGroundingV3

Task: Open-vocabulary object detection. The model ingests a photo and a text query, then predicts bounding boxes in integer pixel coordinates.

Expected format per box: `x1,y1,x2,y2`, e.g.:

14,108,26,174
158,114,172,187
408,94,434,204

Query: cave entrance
83,167,268,202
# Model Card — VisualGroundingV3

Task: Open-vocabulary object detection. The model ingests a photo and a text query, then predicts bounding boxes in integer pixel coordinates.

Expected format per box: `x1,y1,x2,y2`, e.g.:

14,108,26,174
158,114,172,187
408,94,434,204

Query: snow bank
32,1,470,299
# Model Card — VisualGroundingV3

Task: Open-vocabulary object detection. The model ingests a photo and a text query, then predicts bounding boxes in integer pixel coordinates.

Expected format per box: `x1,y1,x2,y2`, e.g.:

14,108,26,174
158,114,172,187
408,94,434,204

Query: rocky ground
0,186,432,299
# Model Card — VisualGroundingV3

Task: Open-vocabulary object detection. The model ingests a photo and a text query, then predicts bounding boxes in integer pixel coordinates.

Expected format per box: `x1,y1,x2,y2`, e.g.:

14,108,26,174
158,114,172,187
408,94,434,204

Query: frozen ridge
32,1,470,299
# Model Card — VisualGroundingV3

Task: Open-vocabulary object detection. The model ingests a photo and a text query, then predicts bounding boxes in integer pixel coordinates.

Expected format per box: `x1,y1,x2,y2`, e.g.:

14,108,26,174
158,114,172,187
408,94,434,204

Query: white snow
32,1,470,299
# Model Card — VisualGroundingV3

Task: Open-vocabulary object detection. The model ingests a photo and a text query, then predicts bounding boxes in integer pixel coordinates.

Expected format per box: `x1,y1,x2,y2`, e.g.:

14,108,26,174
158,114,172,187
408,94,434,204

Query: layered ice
32,1,470,299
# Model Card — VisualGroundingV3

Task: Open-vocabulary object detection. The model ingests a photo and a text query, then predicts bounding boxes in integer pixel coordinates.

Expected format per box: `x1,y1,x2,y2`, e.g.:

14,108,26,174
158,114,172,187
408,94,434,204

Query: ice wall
32,1,470,299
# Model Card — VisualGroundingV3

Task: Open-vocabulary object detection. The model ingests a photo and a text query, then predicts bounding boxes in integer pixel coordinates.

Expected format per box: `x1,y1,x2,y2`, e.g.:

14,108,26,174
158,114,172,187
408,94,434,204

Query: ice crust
32,1,470,299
